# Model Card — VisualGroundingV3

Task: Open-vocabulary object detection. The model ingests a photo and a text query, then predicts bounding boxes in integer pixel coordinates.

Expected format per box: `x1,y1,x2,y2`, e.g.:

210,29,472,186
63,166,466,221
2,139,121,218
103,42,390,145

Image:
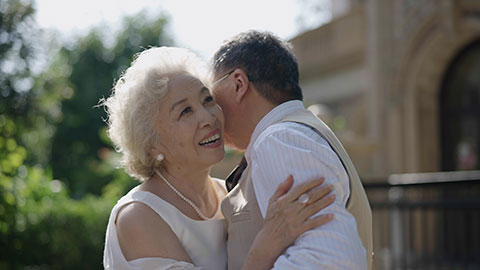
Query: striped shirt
245,100,367,270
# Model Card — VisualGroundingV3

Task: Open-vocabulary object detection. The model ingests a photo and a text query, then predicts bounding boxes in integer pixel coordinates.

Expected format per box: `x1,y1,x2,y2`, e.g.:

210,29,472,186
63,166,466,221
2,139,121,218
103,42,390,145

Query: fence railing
364,171,480,270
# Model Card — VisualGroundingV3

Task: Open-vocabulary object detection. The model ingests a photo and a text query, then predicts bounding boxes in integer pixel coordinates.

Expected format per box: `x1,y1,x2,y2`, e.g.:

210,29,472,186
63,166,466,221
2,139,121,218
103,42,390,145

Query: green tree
0,0,38,267
50,13,172,198
0,0,75,268
1,2,174,268
0,0,67,166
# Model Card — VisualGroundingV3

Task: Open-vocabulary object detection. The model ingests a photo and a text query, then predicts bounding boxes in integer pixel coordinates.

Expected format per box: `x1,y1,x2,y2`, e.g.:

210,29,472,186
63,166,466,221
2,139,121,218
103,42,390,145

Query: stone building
291,0,480,180
289,2,480,268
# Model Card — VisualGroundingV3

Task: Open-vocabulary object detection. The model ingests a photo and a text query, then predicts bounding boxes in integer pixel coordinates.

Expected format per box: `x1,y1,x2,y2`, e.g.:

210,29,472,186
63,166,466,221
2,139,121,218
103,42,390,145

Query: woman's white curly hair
102,47,207,181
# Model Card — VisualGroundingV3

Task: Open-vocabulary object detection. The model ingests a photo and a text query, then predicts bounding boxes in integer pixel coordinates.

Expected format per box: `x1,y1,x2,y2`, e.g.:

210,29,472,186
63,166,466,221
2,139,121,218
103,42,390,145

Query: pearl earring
156,153,164,161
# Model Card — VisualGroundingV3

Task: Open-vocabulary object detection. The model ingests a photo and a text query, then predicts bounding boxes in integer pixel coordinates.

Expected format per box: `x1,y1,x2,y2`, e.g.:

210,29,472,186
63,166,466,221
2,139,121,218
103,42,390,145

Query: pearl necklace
154,168,215,220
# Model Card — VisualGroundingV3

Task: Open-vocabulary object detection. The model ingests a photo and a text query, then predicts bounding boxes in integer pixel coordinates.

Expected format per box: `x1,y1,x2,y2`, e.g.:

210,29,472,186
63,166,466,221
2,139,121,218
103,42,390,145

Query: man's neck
236,96,276,150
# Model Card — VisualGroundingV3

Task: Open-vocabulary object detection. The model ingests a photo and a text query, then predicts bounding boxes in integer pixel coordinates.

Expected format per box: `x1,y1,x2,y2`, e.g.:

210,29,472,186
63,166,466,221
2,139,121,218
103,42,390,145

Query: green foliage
0,114,136,269
0,115,26,269
0,1,38,266
1,0,68,167
0,0,35,98
2,165,117,269
0,0,36,139
1,1,170,269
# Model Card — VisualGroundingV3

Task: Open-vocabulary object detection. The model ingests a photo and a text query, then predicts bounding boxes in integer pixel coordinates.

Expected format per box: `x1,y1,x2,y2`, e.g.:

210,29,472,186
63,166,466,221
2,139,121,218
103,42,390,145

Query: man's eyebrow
170,98,187,113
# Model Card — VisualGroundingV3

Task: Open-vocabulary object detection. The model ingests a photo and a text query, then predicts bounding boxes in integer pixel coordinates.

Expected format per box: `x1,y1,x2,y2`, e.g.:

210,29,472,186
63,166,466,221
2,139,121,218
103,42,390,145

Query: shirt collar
245,100,305,159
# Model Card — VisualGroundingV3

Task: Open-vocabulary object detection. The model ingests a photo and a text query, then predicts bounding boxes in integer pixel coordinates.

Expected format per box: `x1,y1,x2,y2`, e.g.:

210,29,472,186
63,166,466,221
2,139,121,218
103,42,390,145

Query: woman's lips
199,129,222,148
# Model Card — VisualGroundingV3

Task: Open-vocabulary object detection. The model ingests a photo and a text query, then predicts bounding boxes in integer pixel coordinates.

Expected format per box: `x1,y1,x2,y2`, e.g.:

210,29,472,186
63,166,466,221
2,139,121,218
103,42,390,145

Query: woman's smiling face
154,73,225,171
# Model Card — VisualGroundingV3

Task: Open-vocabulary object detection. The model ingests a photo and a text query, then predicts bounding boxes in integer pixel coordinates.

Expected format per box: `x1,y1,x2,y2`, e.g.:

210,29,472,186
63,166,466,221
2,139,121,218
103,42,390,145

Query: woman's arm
116,202,193,263
241,175,335,270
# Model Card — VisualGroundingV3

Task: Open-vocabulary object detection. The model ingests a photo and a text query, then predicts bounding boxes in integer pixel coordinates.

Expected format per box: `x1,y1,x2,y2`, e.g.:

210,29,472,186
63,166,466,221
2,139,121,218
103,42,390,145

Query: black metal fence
364,171,480,270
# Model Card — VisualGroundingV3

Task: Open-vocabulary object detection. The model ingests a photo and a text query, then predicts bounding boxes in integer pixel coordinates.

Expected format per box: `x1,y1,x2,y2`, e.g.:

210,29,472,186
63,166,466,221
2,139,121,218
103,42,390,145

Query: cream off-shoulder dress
103,178,227,270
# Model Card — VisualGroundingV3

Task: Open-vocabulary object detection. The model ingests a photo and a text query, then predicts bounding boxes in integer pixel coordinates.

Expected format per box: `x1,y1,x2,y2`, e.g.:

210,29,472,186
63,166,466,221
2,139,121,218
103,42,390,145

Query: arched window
440,39,480,171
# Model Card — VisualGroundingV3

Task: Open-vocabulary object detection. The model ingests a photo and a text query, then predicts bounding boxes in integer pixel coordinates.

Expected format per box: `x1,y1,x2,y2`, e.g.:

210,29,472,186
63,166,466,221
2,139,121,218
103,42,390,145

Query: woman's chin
205,150,226,168
212,150,226,164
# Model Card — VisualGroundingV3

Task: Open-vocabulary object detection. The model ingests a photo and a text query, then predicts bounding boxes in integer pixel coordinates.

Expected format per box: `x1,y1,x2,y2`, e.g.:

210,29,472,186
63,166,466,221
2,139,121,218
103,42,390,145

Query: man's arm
250,123,367,270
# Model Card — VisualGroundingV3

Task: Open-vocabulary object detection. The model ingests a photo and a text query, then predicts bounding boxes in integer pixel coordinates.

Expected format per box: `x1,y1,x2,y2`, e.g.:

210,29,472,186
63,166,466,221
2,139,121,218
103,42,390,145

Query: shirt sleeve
250,123,367,270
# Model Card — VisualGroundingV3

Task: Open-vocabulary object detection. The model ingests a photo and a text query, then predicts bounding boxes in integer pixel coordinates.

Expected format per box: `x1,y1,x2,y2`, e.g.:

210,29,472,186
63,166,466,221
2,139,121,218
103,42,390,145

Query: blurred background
1,0,479,269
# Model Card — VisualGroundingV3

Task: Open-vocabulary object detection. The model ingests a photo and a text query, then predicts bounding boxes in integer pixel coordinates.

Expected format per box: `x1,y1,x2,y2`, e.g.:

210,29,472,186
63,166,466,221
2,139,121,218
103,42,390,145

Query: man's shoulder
256,121,323,144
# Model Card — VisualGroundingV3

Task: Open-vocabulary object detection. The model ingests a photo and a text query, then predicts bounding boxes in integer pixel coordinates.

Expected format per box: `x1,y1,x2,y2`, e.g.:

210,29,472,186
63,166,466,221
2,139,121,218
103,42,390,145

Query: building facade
290,0,480,180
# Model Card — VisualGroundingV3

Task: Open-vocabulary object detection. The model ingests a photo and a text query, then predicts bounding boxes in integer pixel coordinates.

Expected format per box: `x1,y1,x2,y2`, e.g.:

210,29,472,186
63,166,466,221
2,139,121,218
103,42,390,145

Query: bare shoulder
115,201,192,262
116,202,161,237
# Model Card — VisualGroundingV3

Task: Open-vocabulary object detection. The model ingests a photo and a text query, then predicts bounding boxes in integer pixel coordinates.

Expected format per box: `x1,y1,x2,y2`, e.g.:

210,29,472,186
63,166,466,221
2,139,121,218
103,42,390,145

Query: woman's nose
200,107,216,127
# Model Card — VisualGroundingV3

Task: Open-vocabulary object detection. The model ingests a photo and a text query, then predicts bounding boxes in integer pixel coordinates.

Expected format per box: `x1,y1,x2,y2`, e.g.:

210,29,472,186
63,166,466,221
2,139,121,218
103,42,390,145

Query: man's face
210,69,240,149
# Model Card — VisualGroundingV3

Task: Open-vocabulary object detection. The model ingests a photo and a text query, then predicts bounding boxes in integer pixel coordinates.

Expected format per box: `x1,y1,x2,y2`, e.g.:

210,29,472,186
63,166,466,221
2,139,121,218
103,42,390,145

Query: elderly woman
102,47,335,270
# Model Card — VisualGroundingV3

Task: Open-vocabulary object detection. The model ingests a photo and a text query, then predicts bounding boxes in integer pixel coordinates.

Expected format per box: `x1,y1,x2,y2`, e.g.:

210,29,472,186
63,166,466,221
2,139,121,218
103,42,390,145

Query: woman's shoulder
115,188,177,237
115,201,192,262
116,202,168,241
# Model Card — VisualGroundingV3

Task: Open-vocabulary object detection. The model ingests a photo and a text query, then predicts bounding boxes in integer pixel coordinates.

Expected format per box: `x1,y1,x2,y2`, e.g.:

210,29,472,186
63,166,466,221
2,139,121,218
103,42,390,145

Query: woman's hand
242,175,335,270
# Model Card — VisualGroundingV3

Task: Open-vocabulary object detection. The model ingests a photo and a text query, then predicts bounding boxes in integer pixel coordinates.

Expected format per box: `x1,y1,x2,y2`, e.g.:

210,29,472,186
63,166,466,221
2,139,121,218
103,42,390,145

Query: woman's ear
148,146,164,161
232,68,250,104
148,146,158,159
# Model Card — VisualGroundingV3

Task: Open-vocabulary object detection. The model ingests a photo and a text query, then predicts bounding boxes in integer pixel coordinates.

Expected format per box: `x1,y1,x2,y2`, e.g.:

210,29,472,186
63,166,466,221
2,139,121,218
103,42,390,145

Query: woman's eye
180,107,192,118
204,96,214,104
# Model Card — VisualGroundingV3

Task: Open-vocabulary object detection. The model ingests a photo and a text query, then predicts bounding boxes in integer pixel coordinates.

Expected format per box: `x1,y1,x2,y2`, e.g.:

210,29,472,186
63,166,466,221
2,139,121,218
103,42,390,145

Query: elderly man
210,30,373,270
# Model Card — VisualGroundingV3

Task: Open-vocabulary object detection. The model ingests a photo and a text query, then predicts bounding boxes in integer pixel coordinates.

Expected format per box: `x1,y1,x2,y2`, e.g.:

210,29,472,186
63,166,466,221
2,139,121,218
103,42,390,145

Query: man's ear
231,68,250,104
